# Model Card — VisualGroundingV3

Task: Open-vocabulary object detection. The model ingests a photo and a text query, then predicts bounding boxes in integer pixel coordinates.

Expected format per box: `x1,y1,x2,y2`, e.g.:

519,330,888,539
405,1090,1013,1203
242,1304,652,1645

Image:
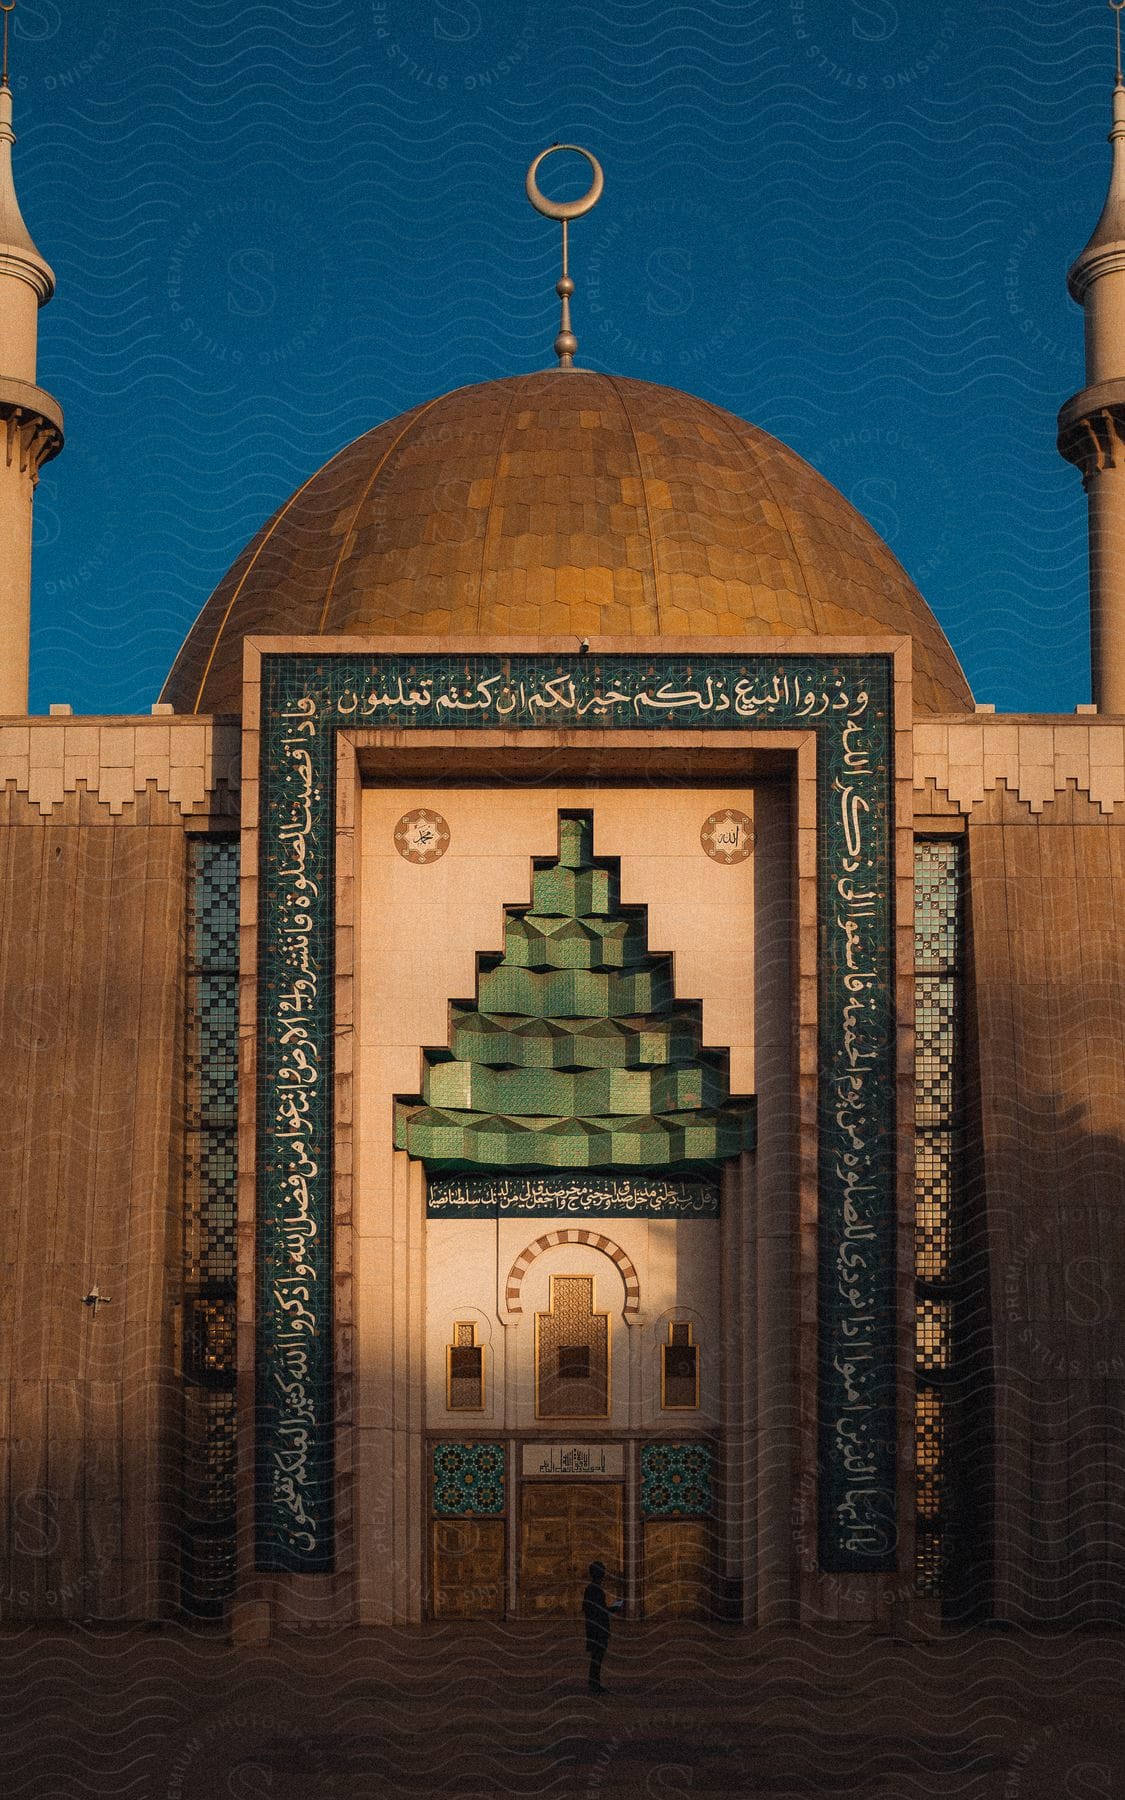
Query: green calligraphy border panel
255,651,896,1573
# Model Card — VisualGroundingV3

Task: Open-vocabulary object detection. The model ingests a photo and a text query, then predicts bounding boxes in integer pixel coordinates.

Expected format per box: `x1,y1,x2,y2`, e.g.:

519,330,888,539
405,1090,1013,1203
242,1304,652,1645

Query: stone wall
915,714,1125,1623
0,716,234,1621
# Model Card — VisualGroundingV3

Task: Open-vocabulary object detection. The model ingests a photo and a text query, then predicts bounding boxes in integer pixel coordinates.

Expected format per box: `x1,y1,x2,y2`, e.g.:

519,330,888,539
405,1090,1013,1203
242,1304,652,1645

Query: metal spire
1,1,14,90
0,0,53,280
1069,2,1125,296
525,145,604,370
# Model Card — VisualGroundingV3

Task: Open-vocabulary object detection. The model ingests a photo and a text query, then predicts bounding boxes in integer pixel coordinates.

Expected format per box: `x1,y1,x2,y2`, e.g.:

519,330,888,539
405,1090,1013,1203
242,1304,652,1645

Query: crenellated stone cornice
0,716,240,817
913,715,1125,815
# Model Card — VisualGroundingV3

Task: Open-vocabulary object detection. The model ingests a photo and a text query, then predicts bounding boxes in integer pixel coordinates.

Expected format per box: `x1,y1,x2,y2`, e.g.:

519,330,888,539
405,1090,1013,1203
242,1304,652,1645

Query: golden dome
163,371,972,715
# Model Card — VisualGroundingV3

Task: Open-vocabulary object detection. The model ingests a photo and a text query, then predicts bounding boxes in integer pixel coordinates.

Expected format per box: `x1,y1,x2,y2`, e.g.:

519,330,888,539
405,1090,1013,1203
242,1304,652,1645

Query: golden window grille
535,1275,610,1418
446,1321,485,1411
661,1321,700,1410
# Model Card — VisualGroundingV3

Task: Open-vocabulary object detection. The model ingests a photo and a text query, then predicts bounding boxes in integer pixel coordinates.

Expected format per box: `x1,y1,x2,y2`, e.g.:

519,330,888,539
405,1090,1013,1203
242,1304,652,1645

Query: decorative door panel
519,1482,622,1616
643,1519,711,1618
431,1518,505,1618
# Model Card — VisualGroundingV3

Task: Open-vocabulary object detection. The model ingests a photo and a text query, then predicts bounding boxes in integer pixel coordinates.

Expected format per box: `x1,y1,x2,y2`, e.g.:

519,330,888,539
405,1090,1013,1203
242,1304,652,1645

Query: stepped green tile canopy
395,813,756,1172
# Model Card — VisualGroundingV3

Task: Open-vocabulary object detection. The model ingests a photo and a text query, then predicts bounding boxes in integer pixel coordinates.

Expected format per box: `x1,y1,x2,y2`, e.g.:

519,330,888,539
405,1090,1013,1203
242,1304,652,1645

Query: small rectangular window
661,1322,699,1409
447,1323,486,1411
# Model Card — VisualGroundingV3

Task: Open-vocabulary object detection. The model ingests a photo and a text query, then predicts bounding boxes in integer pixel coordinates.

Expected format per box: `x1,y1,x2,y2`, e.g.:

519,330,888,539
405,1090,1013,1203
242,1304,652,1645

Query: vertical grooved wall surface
0,812,186,1620
969,812,1125,1622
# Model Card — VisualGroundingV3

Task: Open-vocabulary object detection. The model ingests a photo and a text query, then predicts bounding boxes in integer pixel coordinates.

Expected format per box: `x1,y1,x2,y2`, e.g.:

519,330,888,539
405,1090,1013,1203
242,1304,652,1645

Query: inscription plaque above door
522,1443,624,1479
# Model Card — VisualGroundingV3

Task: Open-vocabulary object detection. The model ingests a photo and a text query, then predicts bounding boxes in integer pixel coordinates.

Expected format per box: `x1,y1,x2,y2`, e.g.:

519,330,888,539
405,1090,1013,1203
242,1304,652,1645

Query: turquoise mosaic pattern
195,976,239,1120
432,1442,506,1516
427,1174,719,1218
193,841,240,964
187,838,240,1287
914,840,961,1597
255,652,895,1573
183,837,240,1613
640,1443,714,1517
396,813,756,1171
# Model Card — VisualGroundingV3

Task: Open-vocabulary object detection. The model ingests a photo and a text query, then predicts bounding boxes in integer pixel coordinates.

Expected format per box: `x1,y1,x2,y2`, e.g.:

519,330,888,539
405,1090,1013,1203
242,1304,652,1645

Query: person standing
582,1560,623,1694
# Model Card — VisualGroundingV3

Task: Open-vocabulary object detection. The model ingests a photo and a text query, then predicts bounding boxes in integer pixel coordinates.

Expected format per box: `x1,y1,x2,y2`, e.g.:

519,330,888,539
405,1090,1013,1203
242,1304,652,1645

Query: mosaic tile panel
188,1128,238,1284
191,837,240,969
186,1296,238,1386
192,974,239,1121
913,839,960,1599
915,976,955,1126
432,1442,506,1516
203,1391,239,1517
914,844,958,971
915,1388,943,1523
915,1299,952,1377
640,1443,714,1517
915,1133,952,1285
256,651,895,1572
183,837,240,1613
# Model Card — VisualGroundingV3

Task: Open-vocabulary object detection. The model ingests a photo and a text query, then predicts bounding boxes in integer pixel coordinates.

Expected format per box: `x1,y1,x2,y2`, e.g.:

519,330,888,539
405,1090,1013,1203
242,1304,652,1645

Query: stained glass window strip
913,839,960,1598
182,837,240,1615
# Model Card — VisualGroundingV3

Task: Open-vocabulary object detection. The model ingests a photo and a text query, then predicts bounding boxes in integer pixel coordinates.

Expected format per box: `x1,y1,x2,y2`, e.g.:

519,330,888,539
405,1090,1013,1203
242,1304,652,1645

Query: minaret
1058,3,1125,714
0,2,62,716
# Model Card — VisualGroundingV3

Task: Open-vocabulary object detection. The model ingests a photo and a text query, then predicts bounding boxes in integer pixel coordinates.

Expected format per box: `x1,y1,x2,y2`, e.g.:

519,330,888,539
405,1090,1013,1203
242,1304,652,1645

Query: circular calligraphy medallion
700,809,755,865
394,809,450,865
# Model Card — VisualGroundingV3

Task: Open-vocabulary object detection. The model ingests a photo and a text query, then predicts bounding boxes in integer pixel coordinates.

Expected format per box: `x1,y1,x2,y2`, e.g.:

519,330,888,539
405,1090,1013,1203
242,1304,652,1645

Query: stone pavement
1,1622,1123,1799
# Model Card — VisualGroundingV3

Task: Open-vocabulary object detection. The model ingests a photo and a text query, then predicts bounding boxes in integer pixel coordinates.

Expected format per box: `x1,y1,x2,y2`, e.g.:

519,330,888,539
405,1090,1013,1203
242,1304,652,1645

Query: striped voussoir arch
505,1229,641,1318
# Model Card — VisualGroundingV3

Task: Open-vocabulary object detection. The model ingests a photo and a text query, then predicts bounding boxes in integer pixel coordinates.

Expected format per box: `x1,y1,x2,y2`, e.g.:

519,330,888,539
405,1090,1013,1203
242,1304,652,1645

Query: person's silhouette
581,1560,623,1694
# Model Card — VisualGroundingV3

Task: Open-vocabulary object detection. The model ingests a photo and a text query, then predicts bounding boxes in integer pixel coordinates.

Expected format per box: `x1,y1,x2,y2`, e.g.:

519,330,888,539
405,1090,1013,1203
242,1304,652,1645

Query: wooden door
519,1482,623,1616
643,1519,711,1618
431,1518,506,1618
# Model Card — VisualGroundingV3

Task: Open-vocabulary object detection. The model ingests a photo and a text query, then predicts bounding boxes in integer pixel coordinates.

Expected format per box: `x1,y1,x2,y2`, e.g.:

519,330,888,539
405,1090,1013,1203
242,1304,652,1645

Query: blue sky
6,0,1113,713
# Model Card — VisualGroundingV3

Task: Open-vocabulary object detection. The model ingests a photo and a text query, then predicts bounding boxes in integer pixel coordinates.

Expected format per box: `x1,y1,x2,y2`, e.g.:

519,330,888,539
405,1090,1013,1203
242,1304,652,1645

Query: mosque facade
0,48,1123,1638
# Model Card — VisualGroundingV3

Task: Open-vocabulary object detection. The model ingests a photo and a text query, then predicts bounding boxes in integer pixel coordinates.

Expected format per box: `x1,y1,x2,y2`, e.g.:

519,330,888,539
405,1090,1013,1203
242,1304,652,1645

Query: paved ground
2,1622,1124,1799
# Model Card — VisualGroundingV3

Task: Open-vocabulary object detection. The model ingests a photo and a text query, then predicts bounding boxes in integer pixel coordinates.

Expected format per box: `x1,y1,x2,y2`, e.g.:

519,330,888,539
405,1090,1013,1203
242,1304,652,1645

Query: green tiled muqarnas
396,813,756,1172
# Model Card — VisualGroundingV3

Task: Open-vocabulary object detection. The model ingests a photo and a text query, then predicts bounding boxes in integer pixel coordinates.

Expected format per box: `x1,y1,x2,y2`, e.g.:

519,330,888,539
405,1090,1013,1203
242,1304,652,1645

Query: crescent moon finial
525,144,604,370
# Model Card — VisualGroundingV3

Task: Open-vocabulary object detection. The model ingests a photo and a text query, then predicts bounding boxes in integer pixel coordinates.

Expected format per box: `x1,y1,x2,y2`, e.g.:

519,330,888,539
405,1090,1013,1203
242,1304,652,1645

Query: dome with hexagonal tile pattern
162,371,972,716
